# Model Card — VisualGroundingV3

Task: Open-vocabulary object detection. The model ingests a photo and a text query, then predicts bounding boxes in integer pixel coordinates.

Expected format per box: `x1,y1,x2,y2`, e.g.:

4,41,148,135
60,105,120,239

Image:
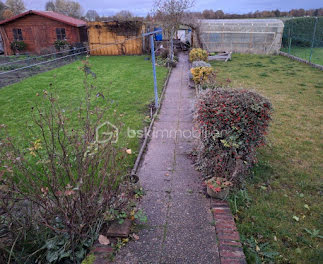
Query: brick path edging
211,200,247,264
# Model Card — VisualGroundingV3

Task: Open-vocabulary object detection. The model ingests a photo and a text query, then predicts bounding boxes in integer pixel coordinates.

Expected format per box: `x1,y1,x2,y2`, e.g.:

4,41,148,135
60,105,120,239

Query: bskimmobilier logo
95,121,119,144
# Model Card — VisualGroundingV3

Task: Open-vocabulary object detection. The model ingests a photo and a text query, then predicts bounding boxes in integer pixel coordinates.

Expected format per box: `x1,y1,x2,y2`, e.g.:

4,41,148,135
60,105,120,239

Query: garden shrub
0,59,134,263
10,40,27,53
189,48,208,62
190,66,216,85
194,88,272,183
54,39,69,51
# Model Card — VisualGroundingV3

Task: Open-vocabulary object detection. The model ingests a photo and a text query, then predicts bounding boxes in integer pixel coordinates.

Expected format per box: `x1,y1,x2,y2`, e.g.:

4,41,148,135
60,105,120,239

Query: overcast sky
24,0,323,16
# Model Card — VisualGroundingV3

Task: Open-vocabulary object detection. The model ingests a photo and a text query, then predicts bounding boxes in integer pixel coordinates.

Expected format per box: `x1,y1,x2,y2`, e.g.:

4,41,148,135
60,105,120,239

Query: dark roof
0,10,86,27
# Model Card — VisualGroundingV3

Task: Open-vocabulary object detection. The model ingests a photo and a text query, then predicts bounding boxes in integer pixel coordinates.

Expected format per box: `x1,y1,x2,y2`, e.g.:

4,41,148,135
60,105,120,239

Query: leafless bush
0,58,131,263
153,0,195,60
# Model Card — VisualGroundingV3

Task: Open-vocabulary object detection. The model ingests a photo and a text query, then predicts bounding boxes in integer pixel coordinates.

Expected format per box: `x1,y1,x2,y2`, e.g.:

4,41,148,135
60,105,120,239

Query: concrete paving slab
113,53,220,263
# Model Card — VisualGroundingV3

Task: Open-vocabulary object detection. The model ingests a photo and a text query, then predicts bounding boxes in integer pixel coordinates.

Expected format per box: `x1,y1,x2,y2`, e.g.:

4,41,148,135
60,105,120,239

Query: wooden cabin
87,21,145,55
0,10,87,55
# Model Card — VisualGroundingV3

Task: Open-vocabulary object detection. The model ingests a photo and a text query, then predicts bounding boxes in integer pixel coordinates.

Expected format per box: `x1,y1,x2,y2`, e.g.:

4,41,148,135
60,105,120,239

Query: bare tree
45,1,56,11
153,0,194,61
2,8,14,19
45,0,84,18
5,0,25,15
0,1,7,20
114,10,133,21
85,9,99,21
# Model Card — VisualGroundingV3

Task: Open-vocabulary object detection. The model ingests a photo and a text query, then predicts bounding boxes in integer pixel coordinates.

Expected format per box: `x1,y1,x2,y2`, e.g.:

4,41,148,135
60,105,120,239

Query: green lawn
281,46,323,66
212,54,323,263
0,55,168,170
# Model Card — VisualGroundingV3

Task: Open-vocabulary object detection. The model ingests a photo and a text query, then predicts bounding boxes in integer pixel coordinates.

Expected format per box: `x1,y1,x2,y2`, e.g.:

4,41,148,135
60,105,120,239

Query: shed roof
0,10,86,27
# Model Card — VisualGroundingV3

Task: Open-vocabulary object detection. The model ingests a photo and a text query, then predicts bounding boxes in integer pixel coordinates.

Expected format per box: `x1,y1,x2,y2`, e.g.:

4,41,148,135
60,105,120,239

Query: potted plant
10,40,27,55
205,177,233,199
54,40,69,51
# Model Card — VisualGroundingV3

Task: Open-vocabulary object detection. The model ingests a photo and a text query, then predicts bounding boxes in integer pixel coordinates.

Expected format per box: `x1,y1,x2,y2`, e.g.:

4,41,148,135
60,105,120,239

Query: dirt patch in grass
212,54,323,263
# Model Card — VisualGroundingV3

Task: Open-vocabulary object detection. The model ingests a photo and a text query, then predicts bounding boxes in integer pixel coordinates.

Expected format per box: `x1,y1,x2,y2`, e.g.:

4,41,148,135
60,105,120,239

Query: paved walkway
114,53,220,263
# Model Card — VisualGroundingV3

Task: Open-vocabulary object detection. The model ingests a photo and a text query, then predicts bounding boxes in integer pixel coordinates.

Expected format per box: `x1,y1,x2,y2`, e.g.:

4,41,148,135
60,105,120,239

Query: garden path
114,53,220,263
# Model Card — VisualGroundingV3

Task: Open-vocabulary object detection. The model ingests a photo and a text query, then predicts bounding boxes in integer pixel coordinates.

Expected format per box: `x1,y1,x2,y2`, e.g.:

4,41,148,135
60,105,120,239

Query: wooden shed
0,10,87,55
87,21,145,55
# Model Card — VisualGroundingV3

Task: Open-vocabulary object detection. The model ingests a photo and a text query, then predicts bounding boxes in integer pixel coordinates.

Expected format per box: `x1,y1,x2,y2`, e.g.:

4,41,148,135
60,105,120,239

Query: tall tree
153,0,194,61
5,0,25,15
0,1,6,20
45,1,56,11
85,9,99,21
114,10,133,20
2,9,13,19
45,0,83,18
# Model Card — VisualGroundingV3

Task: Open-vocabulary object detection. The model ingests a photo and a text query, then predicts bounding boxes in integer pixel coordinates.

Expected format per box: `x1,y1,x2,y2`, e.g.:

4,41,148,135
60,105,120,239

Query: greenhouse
197,19,284,54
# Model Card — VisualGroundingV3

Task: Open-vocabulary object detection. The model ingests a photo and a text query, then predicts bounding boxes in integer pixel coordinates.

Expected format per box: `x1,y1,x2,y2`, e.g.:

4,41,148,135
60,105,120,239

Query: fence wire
0,35,143,88
281,16,323,65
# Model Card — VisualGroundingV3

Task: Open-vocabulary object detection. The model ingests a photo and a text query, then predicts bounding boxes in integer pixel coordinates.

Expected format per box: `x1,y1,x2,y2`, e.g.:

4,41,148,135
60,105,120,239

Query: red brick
219,245,244,251
221,259,247,264
217,231,240,241
220,249,245,258
219,240,242,247
216,222,237,230
212,208,231,214
211,200,229,207
215,218,236,226
213,213,234,221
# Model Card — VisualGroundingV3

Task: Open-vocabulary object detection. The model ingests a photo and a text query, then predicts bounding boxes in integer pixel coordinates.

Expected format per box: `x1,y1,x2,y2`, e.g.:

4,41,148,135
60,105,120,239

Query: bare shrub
0,58,131,263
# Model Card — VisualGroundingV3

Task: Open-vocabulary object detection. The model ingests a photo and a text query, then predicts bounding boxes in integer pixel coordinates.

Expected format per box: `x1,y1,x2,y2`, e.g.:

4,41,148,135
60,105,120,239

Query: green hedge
282,17,323,47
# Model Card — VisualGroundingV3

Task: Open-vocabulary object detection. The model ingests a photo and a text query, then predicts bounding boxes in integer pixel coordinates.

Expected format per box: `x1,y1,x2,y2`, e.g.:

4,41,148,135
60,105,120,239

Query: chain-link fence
281,17,323,65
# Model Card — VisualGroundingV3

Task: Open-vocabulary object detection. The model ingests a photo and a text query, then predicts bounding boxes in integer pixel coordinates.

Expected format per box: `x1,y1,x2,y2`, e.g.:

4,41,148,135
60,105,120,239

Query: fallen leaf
126,149,132,155
133,234,139,240
304,204,310,210
293,215,299,222
98,235,110,245
256,245,260,252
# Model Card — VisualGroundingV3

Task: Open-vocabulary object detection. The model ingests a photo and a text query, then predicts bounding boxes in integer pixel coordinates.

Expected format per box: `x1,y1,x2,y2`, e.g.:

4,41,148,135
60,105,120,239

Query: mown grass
281,46,323,66
212,54,323,263
0,55,168,170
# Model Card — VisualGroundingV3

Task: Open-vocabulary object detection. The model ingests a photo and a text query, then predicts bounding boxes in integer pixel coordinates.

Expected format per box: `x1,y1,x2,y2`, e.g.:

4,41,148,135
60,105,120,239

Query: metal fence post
150,34,159,108
288,28,291,54
309,17,318,63
142,29,163,109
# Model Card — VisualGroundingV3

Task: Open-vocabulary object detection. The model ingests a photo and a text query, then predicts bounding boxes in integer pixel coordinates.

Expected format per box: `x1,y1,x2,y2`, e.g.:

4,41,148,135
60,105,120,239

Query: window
13,29,23,41
56,28,66,40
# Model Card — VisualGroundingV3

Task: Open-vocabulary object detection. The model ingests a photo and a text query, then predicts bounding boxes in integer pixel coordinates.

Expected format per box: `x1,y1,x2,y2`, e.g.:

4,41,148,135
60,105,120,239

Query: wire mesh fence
281,16,323,65
0,47,87,88
0,35,143,88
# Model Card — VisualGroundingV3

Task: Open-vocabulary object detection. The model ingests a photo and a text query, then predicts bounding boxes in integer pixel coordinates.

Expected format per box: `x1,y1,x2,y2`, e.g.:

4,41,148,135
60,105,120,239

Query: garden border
279,51,323,71
190,55,247,264
211,200,247,264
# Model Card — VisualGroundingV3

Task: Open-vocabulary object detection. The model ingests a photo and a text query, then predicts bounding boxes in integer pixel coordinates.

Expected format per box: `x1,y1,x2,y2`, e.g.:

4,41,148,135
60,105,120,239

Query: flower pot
207,186,229,199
